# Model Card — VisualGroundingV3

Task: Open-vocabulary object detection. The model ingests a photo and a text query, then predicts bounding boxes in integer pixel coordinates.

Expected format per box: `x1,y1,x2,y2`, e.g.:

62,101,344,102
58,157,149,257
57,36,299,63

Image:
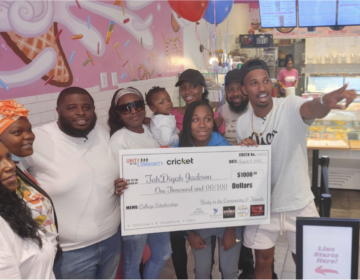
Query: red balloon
168,0,209,22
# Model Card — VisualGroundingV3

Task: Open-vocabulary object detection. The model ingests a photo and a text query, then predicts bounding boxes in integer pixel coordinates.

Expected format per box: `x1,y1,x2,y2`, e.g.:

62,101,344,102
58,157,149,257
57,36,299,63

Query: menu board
338,0,360,26
298,0,337,27
259,0,297,28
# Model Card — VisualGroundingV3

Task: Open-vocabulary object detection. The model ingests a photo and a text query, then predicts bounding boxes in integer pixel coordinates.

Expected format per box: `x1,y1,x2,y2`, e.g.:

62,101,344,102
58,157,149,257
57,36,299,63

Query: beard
58,113,97,138
227,96,249,114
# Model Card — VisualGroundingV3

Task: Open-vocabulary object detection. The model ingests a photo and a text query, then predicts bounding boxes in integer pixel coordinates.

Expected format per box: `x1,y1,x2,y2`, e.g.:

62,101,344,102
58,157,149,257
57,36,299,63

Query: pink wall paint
0,1,184,99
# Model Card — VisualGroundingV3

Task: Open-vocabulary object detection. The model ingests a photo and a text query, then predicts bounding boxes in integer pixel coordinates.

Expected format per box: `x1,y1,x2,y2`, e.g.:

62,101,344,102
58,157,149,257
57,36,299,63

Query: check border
120,147,271,235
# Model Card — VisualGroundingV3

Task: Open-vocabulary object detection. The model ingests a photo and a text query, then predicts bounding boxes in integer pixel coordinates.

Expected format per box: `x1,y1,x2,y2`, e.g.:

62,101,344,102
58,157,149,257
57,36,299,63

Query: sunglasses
117,100,145,115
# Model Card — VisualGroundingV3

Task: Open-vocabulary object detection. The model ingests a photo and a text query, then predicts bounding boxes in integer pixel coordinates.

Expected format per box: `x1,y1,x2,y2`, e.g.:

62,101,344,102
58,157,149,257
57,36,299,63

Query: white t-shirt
220,103,249,145
0,216,55,279
22,122,120,251
236,96,314,213
150,114,179,147
111,125,160,162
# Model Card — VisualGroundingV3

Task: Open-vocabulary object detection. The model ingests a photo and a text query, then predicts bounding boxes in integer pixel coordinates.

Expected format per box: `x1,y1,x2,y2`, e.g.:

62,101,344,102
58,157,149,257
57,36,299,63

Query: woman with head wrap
0,100,61,263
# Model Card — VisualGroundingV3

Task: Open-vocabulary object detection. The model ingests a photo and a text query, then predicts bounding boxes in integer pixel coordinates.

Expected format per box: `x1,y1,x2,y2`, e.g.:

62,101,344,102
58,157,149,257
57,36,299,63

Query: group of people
0,59,356,279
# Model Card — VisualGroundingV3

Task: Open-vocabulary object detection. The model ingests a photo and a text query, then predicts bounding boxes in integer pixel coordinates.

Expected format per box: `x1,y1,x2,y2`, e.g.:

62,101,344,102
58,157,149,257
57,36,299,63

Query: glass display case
307,101,360,141
306,76,345,93
304,75,360,141
303,96,360,191
305,75,360,96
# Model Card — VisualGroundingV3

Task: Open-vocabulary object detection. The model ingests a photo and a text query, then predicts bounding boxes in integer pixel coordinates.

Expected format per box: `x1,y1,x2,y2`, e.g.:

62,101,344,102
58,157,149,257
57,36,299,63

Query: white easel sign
296,217,359,279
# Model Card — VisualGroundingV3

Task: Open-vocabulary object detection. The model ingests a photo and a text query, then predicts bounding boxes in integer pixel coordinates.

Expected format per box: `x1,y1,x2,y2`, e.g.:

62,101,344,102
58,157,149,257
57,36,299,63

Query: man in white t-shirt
23,87,124,279
236,59,356,279
220,69,249,145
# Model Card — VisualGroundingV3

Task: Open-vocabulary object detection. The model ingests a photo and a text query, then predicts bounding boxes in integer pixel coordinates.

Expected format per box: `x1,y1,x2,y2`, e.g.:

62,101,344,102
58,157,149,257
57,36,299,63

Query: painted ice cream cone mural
2,23,72,87
0,0,184,98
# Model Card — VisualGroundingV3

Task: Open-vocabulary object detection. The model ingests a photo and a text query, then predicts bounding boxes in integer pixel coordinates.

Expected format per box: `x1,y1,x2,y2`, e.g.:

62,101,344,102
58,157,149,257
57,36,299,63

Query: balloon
168,0,209,22
203,0,234,25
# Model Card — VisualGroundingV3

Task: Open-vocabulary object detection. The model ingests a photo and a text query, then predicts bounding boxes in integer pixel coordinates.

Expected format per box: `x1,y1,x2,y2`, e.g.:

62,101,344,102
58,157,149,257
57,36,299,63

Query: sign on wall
0,0,185,98
249,3,360,39
296,217,359,279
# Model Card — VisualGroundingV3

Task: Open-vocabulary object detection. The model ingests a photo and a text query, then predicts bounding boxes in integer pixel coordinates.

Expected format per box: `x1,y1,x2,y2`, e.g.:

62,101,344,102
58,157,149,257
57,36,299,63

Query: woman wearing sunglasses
108,87,172,279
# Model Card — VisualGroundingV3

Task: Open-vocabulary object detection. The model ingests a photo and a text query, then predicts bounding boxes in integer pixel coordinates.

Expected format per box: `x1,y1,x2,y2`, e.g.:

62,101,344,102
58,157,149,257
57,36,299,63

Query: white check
119,146,271,236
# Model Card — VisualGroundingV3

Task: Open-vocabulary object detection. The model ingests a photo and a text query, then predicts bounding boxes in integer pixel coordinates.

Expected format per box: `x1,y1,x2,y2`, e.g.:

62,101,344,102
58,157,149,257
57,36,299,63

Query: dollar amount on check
119,146,271,236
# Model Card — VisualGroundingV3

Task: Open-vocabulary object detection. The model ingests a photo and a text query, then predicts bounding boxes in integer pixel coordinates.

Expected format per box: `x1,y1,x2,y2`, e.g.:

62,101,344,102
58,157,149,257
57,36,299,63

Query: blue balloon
203,0,234,25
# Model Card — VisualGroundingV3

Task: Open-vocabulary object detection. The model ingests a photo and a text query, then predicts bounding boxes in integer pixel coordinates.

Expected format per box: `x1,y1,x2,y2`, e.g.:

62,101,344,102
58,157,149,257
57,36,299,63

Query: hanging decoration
203,0,234,25
167,0,209,22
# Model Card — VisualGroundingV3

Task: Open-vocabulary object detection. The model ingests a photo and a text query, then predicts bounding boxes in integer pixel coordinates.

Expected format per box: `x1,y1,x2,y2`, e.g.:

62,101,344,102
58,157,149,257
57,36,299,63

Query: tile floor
160,189,360,279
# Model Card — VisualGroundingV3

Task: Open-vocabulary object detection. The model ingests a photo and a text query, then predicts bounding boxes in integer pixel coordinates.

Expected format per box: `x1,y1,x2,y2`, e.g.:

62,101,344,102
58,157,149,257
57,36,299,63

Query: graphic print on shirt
284,76,296,83
248,130,278,145
225,118,237,138
16,177,56,233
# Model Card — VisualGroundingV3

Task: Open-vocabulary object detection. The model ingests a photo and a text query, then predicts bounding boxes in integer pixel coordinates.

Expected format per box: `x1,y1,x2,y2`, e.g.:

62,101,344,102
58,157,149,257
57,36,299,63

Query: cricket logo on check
167,158,194,165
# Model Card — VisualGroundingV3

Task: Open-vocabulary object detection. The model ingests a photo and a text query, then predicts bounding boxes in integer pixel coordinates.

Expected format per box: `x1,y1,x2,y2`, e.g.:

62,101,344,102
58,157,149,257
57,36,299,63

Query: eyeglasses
117,100,145,115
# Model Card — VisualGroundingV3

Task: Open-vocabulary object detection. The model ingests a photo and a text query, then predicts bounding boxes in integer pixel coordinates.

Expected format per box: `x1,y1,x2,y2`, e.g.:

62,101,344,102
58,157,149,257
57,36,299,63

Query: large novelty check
119,146,271,236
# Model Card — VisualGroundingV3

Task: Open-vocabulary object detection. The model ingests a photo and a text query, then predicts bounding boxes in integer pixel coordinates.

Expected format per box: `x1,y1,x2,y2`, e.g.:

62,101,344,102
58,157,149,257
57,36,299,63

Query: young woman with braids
175,100,243,279
176,100,229,147
170,70,226,278
0,140,56,278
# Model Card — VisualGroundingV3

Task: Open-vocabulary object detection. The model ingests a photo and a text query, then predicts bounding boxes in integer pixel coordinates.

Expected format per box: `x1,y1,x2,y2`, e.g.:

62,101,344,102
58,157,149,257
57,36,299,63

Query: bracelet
320,94,325,105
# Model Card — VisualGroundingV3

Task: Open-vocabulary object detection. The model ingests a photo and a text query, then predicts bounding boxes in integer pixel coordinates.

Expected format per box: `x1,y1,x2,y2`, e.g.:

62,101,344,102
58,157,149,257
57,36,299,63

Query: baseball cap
175,69,205,87
224,69,242,86
239,59,270,85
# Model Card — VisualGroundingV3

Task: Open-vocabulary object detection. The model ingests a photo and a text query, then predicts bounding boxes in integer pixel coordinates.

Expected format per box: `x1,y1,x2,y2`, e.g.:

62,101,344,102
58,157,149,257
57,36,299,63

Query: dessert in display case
303,75,360,141
307,102,360,141
303,76,360,190
305,102,360,191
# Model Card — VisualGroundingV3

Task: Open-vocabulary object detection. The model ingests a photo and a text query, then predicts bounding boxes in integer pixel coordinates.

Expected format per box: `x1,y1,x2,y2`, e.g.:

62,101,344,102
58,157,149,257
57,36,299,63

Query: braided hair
179,100,218,147
0,181,43,248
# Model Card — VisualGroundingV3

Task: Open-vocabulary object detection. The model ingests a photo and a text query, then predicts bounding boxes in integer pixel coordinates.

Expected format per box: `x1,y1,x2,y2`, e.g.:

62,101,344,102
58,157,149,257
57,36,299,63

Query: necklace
251,106,274,137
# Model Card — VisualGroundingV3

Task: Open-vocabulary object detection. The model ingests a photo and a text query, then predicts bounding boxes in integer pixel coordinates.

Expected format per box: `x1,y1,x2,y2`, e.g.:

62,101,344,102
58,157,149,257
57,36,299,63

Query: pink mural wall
0,0,184,99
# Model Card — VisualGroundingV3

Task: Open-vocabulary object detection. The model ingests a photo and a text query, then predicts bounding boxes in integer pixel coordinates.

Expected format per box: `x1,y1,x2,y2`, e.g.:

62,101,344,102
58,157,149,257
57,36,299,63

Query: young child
175,100,243,279
146,86,180,147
